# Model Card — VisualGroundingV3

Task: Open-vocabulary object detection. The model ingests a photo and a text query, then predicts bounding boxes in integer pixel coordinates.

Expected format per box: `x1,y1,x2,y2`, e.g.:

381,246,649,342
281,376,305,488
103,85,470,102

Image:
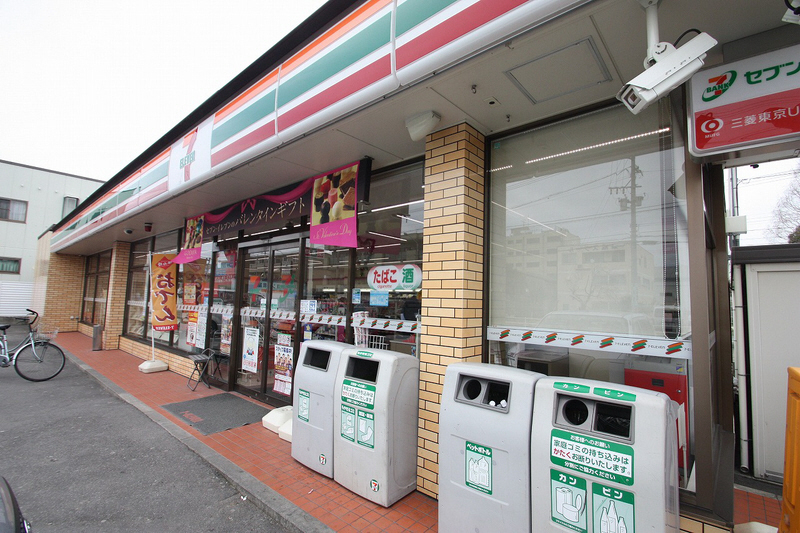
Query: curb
63,349,334,533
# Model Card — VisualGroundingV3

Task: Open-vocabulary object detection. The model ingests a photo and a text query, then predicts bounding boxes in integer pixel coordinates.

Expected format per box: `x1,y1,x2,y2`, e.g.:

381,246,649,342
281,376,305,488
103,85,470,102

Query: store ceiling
63,0,795,255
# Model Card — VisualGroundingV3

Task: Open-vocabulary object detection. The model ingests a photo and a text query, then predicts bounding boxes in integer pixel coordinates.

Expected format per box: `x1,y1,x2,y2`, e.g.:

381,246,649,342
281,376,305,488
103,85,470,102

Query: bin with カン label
333,347,419,507
291,340,352,478
531,377,680,533
438,362,545,533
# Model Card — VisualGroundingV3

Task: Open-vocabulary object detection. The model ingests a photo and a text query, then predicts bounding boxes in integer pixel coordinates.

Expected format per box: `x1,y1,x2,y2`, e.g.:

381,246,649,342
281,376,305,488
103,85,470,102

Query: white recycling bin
291,340,351,477
438,362,545,533
531,377,680,533
333,347,419,507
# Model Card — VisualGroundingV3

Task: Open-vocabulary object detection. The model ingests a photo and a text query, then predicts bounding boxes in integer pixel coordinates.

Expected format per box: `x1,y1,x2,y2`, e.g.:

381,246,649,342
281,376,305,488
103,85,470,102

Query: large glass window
125,241,149,337
489,103,694,487
176,244,214,354
124,231,185,348
81,250,111,326
301,242,350,342
353,163,424,353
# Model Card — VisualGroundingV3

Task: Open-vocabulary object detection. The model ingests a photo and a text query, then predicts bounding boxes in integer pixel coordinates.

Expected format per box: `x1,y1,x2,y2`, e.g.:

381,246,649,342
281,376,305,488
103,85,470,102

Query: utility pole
611,158,643,310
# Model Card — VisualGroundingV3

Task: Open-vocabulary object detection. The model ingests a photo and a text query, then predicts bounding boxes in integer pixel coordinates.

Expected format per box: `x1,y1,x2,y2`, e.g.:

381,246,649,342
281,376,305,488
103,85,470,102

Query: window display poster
172,214,204,264
186,311,198,346
371,291,389,307
273,345,293,396
300,299,317,314
182,259,207,304
242,327,259,373
221,312,233,354
195,314,207,350
310,161,359,248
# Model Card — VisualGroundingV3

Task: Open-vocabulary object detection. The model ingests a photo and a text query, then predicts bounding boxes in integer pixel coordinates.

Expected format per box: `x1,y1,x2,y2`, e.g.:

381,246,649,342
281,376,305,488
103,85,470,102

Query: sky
1,0,796,244
0,0,327,181
728,159,800,246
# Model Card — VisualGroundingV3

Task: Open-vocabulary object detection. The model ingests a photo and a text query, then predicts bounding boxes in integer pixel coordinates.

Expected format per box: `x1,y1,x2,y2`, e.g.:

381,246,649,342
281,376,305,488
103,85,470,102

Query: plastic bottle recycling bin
531,377,680,532
333,347,419,507
438,362,545,533
291,340,352,478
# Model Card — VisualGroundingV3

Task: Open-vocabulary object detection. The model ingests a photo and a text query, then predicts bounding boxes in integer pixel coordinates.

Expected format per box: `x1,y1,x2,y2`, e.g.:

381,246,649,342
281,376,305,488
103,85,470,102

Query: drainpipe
733,263,750,472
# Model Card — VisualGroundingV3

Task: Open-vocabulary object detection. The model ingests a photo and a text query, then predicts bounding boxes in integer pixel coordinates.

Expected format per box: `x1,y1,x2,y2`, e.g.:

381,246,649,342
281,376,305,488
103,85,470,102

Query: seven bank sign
689,43,800,158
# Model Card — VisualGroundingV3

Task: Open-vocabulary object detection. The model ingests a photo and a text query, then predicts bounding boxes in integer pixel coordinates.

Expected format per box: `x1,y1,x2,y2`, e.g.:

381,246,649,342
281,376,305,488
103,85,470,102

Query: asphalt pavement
0,322,287,532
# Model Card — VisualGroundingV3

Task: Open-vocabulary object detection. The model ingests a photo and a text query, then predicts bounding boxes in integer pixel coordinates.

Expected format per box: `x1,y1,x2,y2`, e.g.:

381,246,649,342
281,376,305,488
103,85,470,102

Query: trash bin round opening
462,379,482,400
563,399,589,426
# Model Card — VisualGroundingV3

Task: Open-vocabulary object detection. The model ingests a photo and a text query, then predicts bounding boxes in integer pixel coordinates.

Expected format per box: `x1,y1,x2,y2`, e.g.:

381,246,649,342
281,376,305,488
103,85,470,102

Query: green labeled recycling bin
333,347,419,507
291,340,352,478
531,377,680,532
438,362,545,533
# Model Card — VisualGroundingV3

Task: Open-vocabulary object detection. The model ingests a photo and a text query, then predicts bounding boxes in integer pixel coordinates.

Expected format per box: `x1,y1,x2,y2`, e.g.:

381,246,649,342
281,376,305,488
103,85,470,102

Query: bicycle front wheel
14,341,65,382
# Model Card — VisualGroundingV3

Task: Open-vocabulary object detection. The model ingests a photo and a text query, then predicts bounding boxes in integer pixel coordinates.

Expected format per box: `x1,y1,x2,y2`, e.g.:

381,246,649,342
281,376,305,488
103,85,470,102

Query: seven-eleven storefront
34,0,800,528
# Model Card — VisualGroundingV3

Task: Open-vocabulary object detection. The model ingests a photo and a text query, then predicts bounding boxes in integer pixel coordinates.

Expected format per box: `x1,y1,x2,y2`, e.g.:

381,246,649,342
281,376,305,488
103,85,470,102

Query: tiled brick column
42,251,84,333
417,123,485,498
102,241,130,349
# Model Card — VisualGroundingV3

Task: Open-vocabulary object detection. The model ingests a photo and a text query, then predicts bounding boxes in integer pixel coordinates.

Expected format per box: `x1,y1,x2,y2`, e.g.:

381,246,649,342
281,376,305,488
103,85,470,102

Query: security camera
123,228,133,235
617,32,716,114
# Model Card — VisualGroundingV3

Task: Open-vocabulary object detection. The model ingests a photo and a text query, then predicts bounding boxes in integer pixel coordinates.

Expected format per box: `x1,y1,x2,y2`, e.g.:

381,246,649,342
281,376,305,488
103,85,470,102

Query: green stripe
139,161,169,190
277,13,391,109
211,90,276,148
396,0,459,37
117,186,139,204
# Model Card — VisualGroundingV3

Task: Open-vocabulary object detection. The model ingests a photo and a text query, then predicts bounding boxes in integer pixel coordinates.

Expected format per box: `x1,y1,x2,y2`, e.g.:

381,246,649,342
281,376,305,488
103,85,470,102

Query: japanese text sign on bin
531,378,680,533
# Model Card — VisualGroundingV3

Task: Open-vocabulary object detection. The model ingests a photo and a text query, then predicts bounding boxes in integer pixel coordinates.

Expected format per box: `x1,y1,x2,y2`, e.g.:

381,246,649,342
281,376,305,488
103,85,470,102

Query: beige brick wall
102,241,130,350
118,336,195,378
42,251,84,333
417,123,486,498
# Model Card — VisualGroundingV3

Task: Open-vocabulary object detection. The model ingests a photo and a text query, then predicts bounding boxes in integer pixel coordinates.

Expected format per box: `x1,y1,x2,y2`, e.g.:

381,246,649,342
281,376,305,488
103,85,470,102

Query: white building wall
0,160,102,314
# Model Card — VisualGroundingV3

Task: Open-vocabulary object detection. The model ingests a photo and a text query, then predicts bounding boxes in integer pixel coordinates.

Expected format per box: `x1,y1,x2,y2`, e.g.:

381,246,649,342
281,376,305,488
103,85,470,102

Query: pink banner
172,215,204,264
310,161,359,248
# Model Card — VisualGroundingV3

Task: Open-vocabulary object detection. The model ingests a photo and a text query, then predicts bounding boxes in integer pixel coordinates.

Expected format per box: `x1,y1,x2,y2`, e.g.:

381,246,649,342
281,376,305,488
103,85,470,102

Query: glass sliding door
236,246,269,393
233,241,300,402
209,248,237,384
265,244,300,400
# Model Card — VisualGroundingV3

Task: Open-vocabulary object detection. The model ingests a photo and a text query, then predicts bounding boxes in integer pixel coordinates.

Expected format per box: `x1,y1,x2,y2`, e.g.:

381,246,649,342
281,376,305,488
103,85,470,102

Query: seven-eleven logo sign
702,70,736,102
319,454,326,465
370,479,380,492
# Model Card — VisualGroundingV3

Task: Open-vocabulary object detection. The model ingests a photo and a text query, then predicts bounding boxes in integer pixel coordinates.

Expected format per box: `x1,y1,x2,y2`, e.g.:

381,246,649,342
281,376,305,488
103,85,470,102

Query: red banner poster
151,254,179,331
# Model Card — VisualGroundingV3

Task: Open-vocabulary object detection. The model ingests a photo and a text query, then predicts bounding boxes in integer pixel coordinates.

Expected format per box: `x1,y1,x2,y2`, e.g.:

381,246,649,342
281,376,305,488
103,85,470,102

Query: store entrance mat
162,393,270,435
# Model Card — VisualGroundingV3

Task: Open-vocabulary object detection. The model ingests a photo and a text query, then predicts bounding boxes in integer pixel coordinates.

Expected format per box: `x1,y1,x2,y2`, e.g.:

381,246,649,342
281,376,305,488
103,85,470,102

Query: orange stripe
215,69,279,124
281,0,391,77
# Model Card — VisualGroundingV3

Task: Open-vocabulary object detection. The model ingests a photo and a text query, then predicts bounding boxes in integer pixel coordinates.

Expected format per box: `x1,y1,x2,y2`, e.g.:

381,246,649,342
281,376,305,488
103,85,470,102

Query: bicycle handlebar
23,309,38,329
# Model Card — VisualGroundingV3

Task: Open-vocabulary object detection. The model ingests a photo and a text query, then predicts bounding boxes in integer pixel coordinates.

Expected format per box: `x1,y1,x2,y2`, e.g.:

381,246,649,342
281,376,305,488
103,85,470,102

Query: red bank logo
700,118,724,135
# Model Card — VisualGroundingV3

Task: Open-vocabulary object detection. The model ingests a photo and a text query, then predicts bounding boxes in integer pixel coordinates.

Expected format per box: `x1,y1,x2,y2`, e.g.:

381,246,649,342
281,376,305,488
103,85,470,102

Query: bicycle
0,309,65,382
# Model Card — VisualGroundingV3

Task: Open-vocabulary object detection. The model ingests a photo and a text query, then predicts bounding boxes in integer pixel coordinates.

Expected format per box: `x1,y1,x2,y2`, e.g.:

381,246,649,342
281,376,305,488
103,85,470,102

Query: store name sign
689,43,800,158
367,264,422,291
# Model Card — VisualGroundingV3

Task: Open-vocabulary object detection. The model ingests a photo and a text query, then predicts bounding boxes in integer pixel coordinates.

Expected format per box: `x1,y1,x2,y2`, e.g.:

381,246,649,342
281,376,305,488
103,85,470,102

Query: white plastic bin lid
262,405,293,433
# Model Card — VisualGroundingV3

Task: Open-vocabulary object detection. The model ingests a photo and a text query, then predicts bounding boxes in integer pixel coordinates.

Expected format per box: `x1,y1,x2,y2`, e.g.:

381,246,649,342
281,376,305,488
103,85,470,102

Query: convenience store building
36,0,800,528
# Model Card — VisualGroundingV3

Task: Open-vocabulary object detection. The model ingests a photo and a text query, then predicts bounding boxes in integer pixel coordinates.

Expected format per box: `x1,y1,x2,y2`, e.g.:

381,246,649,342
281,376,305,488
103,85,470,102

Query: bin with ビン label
531,377,680,532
